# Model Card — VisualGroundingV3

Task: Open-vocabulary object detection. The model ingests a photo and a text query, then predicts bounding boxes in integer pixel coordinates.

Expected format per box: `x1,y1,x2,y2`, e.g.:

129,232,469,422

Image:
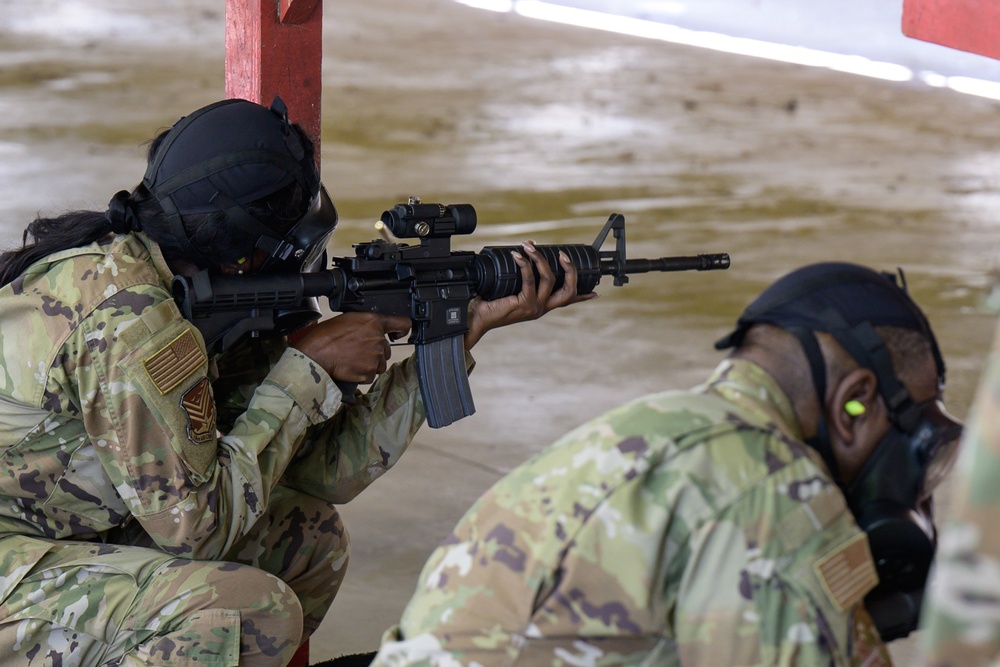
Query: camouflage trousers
0,485,348,666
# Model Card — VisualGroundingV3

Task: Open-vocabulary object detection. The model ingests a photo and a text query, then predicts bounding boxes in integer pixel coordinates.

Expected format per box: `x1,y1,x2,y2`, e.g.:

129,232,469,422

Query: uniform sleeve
673,458,888,666
281,352,476,503
71,283,342,559
204,333,450,504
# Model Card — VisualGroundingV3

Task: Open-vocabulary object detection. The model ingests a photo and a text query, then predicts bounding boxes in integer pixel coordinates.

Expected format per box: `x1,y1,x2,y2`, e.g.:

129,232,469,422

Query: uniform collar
695,357,806,444
134,232,176,287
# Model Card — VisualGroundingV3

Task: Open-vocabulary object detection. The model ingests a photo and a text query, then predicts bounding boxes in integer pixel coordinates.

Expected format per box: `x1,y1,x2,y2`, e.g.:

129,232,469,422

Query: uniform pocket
133,608,241,667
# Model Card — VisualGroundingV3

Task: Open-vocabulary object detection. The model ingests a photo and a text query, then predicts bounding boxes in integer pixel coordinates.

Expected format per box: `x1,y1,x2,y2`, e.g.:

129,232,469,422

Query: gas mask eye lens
914,399,962,495
256,185,338,274
924,412,962,494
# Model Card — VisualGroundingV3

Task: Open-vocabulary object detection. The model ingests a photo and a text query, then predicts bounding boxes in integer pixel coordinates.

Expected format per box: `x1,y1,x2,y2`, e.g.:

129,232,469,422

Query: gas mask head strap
785,324,839,480
845,320,922,433
782,307,922,483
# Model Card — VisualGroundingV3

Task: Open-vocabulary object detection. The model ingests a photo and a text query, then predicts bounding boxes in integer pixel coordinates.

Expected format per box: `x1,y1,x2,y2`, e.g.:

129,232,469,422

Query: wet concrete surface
3,0,1000,662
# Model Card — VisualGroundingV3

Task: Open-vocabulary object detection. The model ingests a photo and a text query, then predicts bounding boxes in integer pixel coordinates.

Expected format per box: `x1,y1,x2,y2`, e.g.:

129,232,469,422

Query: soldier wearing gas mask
0,98,594,666
714,262,962,645
369,261,959,667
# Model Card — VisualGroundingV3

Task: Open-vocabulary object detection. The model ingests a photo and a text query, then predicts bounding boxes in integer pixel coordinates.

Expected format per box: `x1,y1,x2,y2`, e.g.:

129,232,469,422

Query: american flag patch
143,330,206,395
813,533,879,612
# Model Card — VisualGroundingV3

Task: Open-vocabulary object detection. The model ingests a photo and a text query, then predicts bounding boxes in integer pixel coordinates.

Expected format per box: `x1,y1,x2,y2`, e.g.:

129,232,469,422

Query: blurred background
3,0,1000,662
468,0,1000,90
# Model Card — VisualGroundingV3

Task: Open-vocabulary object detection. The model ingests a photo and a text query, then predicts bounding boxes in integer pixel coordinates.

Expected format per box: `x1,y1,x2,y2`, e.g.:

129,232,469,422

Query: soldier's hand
464,240,598,350
290,312,412,383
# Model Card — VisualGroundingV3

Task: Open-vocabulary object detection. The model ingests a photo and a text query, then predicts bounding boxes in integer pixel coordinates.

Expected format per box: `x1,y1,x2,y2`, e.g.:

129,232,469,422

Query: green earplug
844,400,866,417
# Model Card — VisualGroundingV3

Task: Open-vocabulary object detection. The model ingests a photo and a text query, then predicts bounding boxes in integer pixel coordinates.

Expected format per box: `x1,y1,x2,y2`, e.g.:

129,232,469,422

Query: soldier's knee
206,567,304,666
309,497,350,562
274,494,350,580
232,566,305,650
277,498,349,635
133,560,304,666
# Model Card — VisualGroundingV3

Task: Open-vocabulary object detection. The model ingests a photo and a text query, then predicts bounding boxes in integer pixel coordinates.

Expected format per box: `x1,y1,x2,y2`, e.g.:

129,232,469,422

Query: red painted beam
225,0,324,160
902,0,1000,61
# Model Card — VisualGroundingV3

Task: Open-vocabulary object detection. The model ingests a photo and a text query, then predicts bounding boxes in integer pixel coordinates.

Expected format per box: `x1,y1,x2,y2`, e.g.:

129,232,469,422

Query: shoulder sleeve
673,449,881,666
74,281,341,558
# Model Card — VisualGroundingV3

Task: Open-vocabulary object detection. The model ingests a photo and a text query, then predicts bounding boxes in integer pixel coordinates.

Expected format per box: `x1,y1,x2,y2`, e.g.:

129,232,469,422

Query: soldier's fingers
524,241,556,302
514,247,537,296
553,250,577,302
541,254,569,309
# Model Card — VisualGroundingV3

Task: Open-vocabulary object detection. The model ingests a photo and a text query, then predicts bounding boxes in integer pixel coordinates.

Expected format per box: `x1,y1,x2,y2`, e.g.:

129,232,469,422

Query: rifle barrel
618,252,731,275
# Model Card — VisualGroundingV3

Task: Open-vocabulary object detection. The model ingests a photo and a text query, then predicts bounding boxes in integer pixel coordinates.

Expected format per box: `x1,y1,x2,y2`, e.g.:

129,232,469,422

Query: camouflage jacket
917,320,1000,666
0,232,426,569
372,358,889,667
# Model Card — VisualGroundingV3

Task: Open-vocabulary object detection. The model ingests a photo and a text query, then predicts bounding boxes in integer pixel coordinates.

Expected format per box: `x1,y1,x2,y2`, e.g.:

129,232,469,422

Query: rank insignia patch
813,532,879,612
144,330,206,395
181,377,216,444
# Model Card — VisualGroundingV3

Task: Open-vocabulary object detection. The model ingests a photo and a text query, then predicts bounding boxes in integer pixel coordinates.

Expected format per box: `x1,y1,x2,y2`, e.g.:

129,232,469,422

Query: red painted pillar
288,640,310,667
902,0,1000,60
225,0,324,159
225,3,323,664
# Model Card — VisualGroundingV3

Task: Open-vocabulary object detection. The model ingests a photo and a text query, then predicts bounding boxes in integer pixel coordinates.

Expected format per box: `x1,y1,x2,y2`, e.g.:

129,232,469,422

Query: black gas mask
145,97,338,346
843,396,961,640
715,262,961,641
256,184,338,274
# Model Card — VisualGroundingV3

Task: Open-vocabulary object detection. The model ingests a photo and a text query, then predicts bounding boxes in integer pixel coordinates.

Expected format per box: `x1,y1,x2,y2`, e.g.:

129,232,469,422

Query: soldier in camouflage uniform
917,320,1000,666
0,98,592,666
371,262,962,667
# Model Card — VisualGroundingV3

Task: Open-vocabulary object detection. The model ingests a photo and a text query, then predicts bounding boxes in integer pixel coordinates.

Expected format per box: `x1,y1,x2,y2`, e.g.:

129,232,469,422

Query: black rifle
172,200,730,428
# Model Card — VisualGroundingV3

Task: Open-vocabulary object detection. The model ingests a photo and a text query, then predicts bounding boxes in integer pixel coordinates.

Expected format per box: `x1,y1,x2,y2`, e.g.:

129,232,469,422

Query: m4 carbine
172,200,730,428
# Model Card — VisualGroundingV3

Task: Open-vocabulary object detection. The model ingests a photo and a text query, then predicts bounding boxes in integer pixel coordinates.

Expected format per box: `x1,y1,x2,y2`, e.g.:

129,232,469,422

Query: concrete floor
4,0,1000,664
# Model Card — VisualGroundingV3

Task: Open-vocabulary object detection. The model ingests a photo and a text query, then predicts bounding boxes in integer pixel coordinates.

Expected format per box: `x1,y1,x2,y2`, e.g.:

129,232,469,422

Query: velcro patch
181,377,217,444
813,533,879,612
143,330,206,395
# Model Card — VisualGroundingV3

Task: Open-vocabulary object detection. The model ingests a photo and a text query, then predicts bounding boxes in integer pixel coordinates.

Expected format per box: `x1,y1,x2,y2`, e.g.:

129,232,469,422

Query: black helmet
143,96,337,273
714,261,945,406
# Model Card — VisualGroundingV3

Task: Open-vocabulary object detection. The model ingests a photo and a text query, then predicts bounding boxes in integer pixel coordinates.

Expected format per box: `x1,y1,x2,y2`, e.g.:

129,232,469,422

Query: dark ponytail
0,179,167,288
0,130,170,288
0,210,112,288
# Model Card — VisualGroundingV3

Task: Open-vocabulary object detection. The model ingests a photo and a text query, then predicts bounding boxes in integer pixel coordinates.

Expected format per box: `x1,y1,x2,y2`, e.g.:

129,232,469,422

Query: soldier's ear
828,367,886,485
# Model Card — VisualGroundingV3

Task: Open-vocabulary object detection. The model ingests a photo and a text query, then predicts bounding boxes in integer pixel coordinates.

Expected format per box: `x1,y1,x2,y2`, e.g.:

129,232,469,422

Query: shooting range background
3,0,1000,662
